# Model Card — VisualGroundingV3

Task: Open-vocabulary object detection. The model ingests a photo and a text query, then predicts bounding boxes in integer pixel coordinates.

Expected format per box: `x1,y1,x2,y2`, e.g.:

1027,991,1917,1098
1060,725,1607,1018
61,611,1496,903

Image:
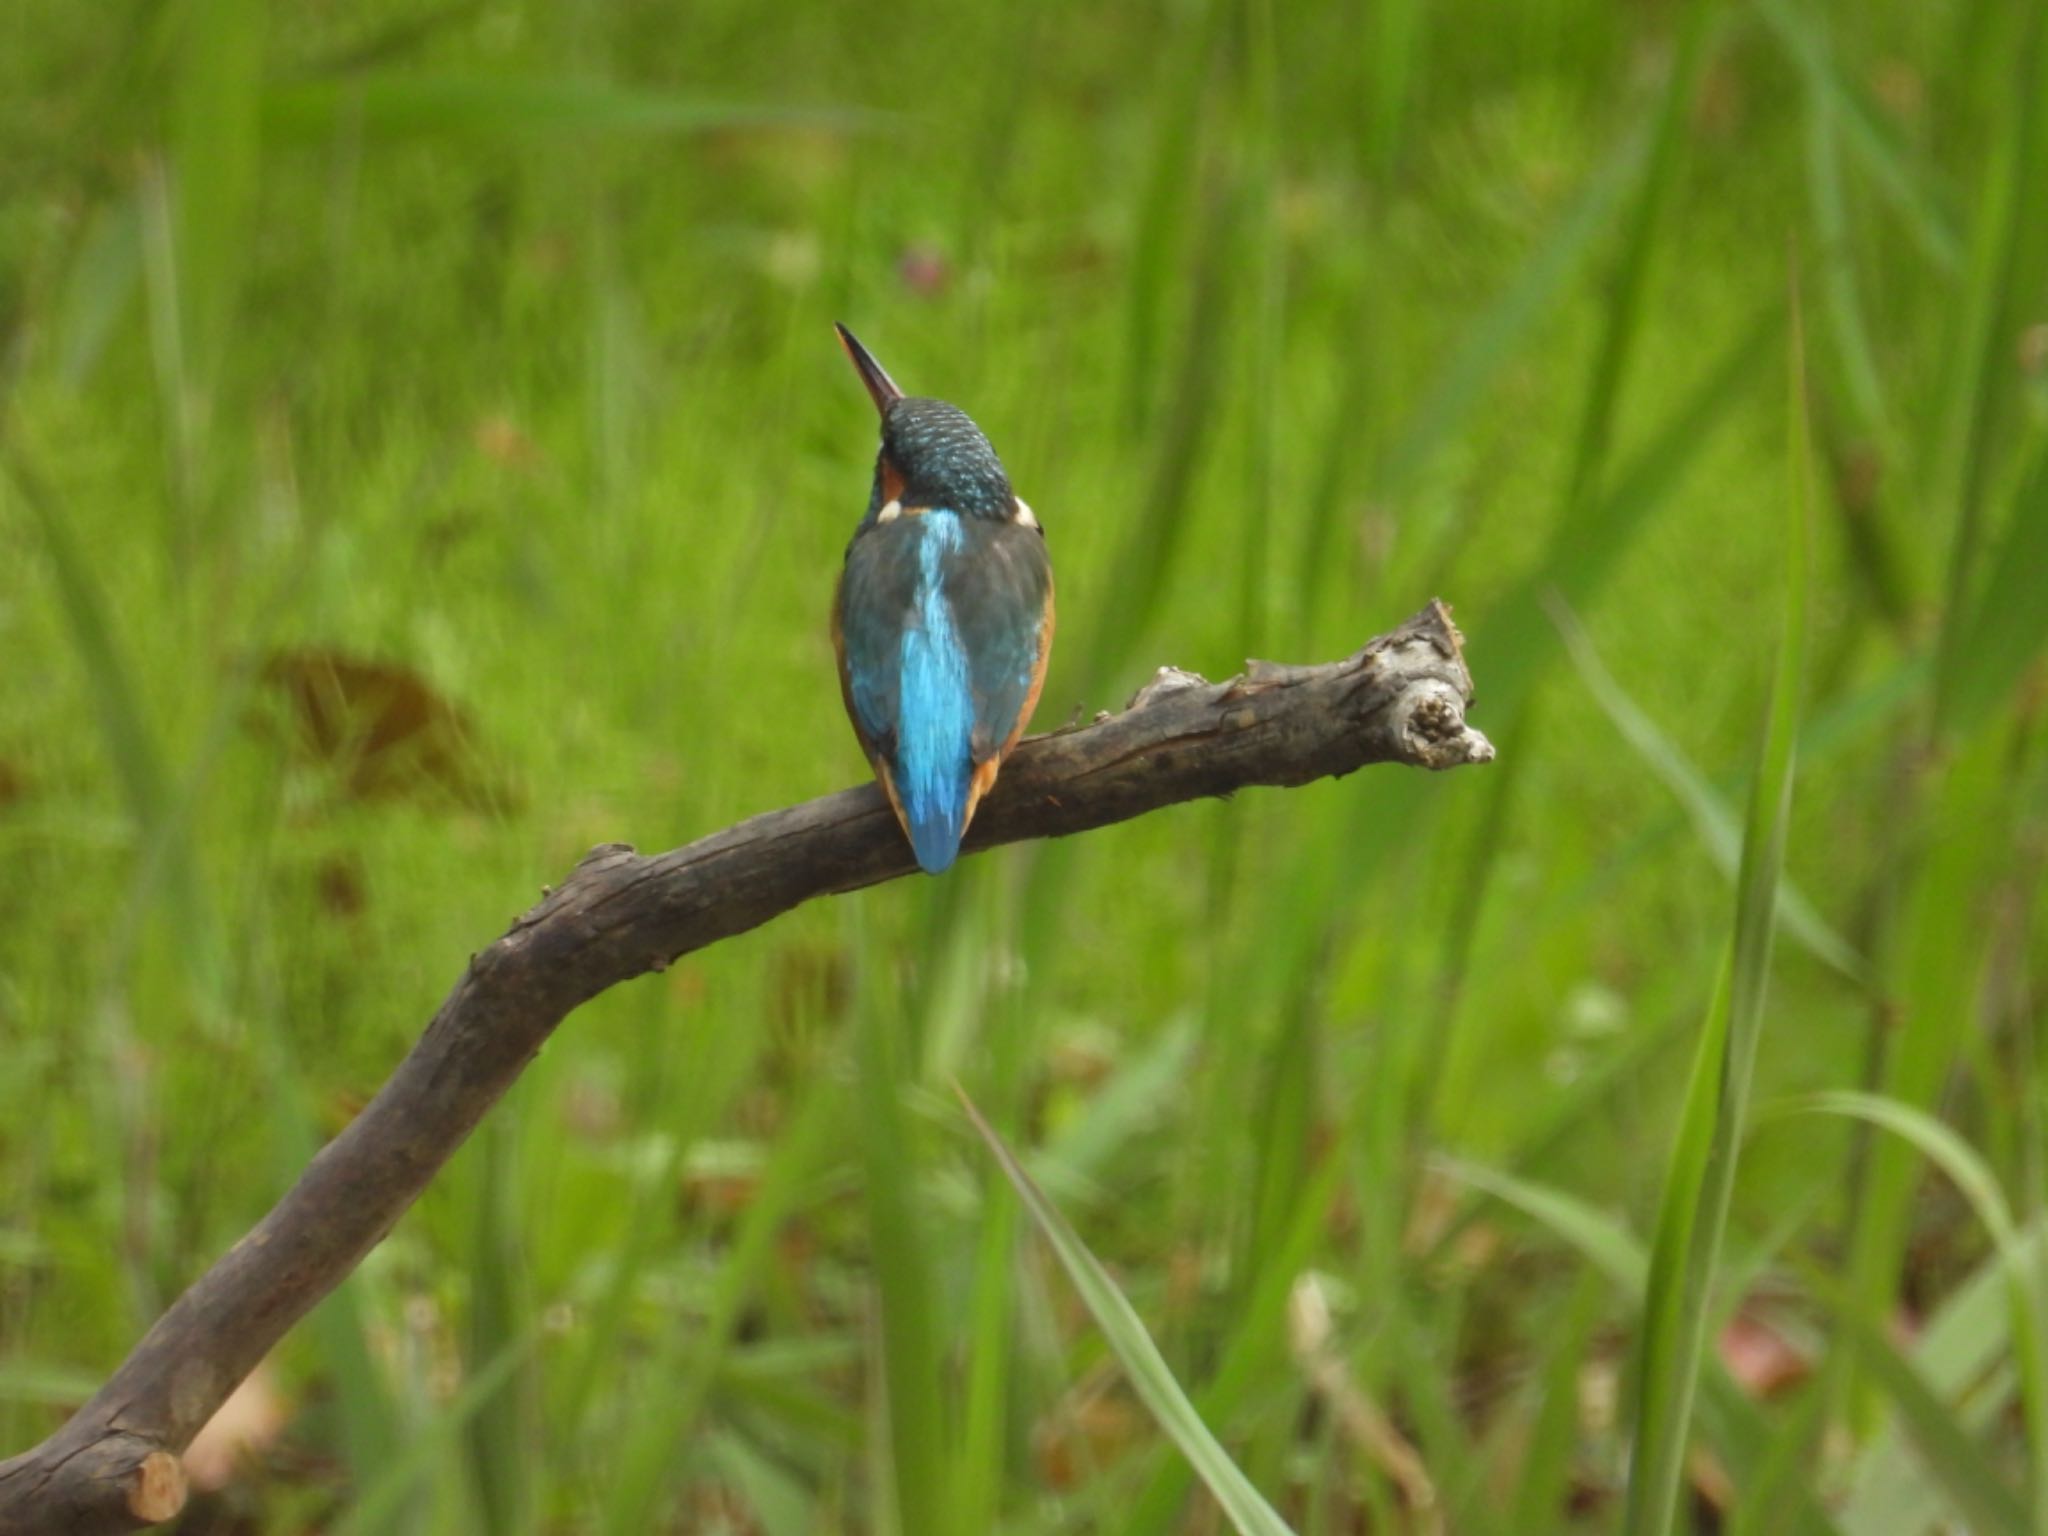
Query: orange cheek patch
880,456,906,504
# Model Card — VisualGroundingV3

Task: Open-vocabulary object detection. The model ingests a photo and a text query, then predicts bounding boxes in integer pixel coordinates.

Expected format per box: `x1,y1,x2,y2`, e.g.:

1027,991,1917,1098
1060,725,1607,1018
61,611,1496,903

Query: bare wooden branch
0,600,1489,1534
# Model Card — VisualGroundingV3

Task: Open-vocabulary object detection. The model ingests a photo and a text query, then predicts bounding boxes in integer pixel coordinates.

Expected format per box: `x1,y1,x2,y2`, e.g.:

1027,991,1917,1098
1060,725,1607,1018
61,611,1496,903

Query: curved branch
0,600,1490,1534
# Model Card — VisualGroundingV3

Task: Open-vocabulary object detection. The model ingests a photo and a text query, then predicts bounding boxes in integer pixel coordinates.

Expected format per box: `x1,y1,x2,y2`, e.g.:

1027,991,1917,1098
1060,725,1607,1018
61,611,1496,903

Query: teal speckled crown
871,397,1014,521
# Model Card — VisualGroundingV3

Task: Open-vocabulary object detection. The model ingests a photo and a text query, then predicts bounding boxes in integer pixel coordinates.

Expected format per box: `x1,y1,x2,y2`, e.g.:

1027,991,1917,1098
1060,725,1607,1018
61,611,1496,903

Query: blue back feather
894,513,974,872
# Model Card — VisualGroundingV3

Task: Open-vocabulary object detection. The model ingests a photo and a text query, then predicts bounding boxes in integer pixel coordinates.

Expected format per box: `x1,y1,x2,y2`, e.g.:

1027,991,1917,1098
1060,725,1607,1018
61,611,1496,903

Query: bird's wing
834,519,923,760
944,517,1054,765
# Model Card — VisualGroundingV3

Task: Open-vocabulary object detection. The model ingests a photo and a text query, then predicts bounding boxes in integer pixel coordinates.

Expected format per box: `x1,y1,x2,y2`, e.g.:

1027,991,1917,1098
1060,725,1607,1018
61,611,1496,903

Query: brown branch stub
123,1458,183,1526
0,599,1488,1535
0,1436,185,1534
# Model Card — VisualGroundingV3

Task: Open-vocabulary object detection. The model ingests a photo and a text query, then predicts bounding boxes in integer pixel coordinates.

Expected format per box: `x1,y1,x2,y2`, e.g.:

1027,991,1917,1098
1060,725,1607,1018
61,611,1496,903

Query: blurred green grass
2,0,2046,1530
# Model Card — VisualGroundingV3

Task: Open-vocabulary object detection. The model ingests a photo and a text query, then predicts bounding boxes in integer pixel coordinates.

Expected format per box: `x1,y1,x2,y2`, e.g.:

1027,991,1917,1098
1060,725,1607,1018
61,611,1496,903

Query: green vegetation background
2,0,2045,1530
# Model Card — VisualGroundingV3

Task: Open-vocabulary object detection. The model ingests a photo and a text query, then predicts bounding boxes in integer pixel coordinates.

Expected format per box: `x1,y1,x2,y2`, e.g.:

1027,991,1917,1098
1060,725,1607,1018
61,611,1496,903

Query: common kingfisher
831,325,1054,874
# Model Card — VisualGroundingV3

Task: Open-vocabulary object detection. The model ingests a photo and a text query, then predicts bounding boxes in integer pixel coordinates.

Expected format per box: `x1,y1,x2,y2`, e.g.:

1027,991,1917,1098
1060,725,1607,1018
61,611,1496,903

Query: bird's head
836,324,1022,525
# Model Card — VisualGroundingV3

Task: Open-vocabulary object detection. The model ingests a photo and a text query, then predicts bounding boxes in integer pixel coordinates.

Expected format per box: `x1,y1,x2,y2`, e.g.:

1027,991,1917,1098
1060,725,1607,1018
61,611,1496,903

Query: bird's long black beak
835,323,904,414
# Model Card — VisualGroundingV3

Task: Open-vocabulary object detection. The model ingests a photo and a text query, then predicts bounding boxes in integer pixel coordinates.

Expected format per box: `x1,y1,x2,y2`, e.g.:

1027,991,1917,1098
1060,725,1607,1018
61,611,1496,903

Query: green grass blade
327,1330,540,1536
1433,1155,1645,1293
957,1084,1298,1536
4,450,216,986
1377,124,1645,499
1081,186,1236,701
1440,1157,1843,1536
708,1429,818,1536
1754,0,1963,272
6,455,169,831
857,983,953,1534
556,989,764,1438
1039,1018,1197,1199
1841,1220,2048,1531
1801,52,1893,438
1936,443,2048,737
1930,11,2047,681
1364,0,1424,178
55,192,143,388
1118,0,1223,432
953,1165,1019,1536
464,1117,535,1535
1233,0,1280,665
170,0,265,468
1555,0,1712,514
1763,1091,2048,1526
1765,1092,2019,1251
596,1073,840,1534
1548,594,1866,983
1841,726,2013,1424
1471,301,1777,727
1726,1379,1831,1536
264,72,873,142
1798,1259,2031,1536
1508,1272,1605,1533
1121,1121,1349,1535
1622,279,1812,1536
0,1361,102,1407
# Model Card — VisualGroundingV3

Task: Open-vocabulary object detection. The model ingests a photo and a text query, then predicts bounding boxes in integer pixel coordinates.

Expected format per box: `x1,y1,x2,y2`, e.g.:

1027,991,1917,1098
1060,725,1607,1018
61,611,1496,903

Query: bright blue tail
902,775,968,873
895,717,971,873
